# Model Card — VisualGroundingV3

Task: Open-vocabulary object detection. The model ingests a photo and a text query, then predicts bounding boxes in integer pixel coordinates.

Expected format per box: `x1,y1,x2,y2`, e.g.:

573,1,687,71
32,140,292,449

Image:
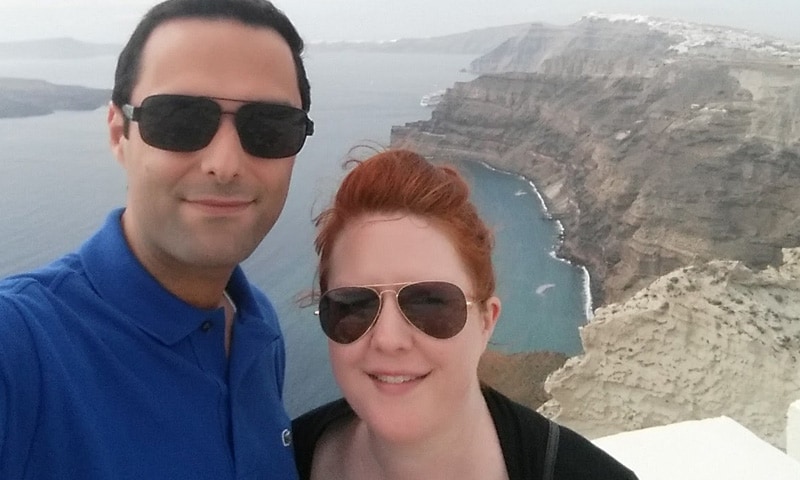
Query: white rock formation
541,248,800,449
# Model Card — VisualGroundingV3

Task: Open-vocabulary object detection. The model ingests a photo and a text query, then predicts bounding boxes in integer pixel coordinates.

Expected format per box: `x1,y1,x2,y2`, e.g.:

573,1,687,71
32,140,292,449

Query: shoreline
466,158,595,324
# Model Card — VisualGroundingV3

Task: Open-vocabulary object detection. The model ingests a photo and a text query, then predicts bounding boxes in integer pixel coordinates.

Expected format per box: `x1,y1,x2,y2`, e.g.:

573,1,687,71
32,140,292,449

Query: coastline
462,158,595,323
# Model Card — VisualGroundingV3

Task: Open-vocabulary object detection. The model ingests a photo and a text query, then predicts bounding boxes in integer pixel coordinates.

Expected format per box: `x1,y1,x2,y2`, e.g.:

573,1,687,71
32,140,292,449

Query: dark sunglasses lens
138,95,220,152
319,287,380,344
398,281,467,339
235,103,309,158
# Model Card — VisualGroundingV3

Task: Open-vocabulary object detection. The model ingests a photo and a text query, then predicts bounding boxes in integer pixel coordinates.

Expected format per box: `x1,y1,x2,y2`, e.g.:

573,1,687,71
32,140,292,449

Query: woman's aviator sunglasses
316,281,476,344
122,94,314,159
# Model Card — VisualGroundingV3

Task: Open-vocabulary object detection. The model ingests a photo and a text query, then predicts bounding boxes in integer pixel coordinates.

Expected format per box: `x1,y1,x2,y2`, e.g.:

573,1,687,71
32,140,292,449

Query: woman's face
324,213,500,443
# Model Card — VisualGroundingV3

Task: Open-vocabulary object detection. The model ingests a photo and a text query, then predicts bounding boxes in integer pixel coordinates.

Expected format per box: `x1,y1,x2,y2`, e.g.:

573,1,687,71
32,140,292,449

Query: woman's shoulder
292,398,355,480
482,385,551,441
482,385,551,479
482,386,638,480
293,398,354,432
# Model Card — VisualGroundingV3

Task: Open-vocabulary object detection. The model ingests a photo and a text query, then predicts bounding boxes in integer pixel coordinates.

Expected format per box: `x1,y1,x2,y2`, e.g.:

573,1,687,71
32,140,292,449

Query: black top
292,386,638,480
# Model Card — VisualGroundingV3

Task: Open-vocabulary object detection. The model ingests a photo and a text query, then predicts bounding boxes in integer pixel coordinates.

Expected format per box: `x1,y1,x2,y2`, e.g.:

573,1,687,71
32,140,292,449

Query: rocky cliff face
541,247,800,449
390,15,800,447
392,15,800,306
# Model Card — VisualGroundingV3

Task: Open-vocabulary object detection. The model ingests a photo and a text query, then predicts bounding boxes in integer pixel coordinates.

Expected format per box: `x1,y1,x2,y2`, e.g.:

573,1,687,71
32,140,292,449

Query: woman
292,149,638,480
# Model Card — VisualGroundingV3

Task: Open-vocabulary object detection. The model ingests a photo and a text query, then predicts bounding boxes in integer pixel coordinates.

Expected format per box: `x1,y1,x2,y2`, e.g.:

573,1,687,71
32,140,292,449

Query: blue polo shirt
0,209,298,480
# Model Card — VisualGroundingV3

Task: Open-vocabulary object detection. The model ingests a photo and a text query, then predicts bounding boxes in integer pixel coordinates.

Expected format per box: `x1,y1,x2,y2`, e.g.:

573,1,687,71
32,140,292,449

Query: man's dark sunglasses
122,94,314,159
316,281,475,344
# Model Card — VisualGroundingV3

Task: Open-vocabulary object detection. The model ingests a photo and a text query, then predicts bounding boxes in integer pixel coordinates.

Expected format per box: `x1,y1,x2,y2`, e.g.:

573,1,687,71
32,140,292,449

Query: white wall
594,416,800,480
789,400,800,463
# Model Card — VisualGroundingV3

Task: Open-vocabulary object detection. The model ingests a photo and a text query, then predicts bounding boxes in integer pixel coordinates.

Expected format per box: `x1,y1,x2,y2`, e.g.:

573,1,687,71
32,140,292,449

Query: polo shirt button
200,320,213,332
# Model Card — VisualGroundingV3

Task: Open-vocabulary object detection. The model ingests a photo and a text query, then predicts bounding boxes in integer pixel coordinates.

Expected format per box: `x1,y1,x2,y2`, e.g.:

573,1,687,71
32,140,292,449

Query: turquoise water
459,161,587,355
0,51,586,415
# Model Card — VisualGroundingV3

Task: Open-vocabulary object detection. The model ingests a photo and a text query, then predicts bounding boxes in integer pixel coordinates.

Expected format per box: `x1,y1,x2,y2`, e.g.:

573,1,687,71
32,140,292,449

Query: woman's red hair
315,149,496,300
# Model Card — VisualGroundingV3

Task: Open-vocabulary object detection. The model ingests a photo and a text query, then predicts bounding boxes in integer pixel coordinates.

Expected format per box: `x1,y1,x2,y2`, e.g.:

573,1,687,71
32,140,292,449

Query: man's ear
108,101,127,166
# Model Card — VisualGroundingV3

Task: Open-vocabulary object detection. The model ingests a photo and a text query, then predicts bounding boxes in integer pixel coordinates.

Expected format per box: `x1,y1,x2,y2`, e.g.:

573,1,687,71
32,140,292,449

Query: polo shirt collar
79,208,277,345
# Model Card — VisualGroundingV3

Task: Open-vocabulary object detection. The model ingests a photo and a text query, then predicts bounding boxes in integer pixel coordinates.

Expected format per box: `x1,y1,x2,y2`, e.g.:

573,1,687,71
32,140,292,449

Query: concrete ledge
789,400,800,463
594,416,800,480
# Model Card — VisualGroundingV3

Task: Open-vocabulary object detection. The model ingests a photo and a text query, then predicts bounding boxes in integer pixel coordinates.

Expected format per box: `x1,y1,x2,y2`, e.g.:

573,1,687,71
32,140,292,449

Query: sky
1,0,799,44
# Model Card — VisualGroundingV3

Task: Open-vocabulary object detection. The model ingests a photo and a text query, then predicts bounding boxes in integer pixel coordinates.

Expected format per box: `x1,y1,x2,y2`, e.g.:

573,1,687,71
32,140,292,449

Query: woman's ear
480,296,501,339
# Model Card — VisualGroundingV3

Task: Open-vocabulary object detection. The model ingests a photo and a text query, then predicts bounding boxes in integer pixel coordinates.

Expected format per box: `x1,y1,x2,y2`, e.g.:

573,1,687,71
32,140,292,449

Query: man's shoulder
0,253,88,347
227,267,284,335
0,254,84,311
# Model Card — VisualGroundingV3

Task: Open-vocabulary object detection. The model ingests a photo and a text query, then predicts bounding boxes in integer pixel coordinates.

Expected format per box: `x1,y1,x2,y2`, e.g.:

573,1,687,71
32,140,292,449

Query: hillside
0,77,111,118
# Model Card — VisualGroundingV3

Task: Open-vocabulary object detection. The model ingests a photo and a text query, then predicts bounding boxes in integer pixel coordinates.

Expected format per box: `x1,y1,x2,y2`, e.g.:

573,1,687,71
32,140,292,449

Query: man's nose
199,114,246,183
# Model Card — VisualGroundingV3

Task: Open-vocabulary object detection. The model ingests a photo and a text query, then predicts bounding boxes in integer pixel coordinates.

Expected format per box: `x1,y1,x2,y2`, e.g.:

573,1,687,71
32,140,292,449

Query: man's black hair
111,0,311,116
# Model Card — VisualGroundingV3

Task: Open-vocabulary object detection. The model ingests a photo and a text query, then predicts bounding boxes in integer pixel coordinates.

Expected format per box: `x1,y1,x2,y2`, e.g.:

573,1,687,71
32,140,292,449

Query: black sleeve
554,424,640,480
291,399,352,480
484,385,551,479
483,386,638,480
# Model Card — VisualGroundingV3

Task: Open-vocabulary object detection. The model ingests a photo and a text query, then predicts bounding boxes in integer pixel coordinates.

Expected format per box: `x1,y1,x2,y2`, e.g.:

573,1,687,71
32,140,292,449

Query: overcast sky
2,0,799,44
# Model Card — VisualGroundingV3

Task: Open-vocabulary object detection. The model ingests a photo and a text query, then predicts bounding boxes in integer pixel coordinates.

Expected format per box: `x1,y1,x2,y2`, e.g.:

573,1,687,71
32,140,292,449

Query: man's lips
187,196,253,207
184,197,254,213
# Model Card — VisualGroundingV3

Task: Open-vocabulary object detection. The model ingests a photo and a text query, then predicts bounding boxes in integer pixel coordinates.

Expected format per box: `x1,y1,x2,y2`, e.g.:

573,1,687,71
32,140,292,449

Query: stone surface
541,248,800,449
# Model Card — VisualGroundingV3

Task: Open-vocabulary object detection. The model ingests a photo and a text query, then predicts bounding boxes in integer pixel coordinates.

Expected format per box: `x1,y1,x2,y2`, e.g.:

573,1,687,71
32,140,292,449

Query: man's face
108,18,304,288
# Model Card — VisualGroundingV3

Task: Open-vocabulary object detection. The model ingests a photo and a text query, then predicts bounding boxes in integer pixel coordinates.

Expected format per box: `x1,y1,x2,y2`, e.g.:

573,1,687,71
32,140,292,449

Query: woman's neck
340,387,508,480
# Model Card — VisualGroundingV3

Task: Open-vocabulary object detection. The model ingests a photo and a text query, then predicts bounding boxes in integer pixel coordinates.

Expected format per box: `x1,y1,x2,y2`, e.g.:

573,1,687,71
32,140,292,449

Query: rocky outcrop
0,78,111,118
391,15,800,306
540,247,800,449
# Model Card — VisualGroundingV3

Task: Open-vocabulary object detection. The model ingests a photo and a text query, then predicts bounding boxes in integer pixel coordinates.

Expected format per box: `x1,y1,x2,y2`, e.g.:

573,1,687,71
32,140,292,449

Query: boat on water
420,89,446,107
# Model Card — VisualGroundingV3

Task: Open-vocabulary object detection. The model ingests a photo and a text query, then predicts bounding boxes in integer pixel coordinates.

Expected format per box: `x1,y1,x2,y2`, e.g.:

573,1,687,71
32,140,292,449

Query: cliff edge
541,247,800,449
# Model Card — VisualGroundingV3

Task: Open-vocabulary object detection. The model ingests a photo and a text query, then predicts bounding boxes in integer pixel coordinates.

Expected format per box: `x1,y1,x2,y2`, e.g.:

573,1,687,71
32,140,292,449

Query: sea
0,50,588,416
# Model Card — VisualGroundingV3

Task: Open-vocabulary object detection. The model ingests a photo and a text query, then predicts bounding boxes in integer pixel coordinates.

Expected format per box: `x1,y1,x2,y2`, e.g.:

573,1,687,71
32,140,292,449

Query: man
0,1,312,478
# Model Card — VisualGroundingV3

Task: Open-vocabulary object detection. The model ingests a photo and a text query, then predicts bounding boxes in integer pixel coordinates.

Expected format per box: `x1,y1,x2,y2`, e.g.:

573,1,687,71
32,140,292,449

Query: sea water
0,50,585,415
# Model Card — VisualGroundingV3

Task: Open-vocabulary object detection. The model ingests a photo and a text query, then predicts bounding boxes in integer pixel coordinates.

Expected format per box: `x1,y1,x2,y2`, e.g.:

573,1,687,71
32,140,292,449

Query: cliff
541,247,800,449
0,78,111,118
391,14,800,306
389,14,800,448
